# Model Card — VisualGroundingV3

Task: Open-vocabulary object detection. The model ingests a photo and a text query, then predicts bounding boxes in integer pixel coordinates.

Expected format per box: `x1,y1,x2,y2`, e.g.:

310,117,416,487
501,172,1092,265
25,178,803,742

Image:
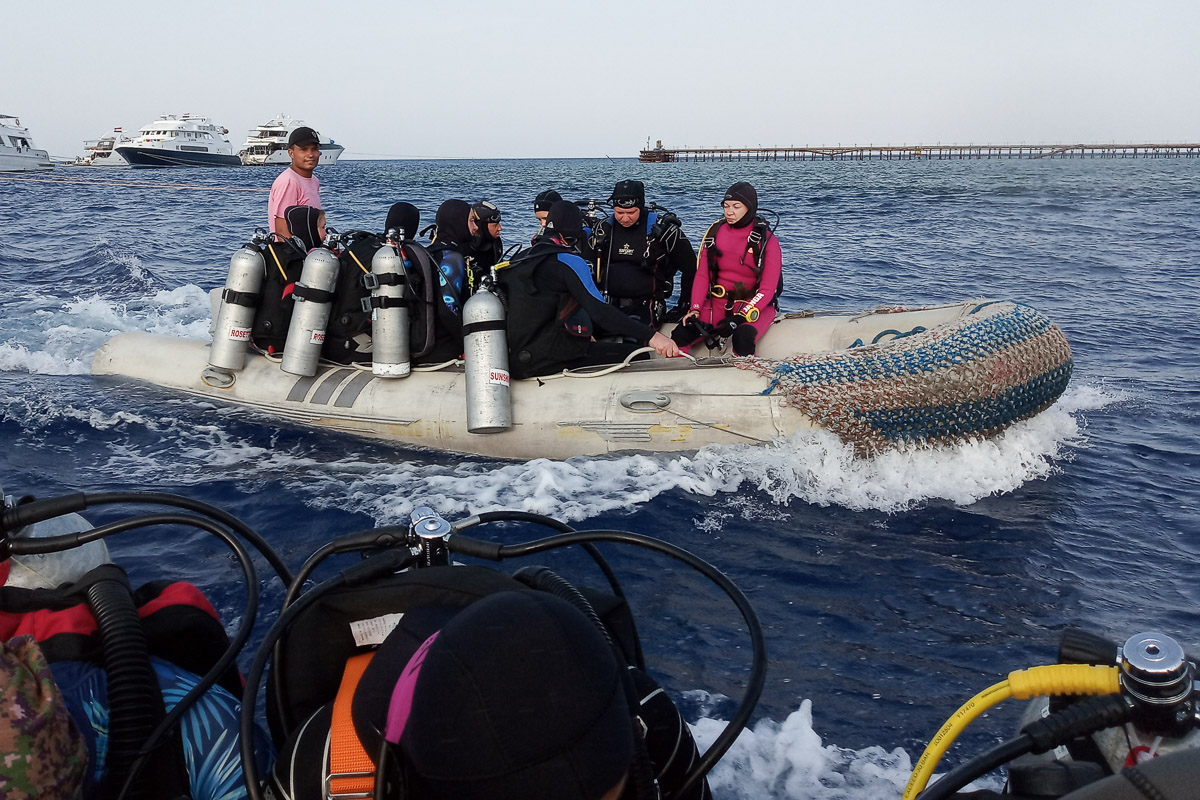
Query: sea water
1,158,1198,798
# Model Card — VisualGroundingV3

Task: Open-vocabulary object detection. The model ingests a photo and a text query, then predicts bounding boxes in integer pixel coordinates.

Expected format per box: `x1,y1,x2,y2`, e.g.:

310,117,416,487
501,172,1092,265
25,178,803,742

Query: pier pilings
638,143,1200,163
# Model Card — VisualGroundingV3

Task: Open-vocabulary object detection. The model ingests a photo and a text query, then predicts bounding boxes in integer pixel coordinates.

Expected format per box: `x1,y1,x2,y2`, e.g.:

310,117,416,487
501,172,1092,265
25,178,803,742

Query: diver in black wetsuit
496,201,679,379
422,200,472,362
467,200,503,284
590,180,696,329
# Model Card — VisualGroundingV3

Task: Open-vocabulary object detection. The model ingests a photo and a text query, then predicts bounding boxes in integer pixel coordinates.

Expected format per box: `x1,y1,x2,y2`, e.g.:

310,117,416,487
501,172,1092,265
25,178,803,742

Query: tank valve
410,507,452,567
1118,631,1197,735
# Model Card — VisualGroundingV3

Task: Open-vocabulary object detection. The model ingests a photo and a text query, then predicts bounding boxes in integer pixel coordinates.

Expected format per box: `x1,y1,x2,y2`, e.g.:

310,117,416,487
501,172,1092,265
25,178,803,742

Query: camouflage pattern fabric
0,635,88,800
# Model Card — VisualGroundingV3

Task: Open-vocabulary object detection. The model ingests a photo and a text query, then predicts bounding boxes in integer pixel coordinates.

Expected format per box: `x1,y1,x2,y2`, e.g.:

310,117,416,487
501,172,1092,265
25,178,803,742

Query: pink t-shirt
268,168,321,231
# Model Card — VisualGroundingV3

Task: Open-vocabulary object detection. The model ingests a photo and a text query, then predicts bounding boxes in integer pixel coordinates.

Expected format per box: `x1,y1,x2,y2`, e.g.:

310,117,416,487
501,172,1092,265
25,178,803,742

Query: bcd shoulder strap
701,217,778,303
329,651,378,798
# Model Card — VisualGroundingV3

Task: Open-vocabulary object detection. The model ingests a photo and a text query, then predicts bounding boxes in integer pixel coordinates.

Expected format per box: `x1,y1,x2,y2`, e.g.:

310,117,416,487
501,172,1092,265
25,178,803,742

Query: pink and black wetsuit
676,219,781,354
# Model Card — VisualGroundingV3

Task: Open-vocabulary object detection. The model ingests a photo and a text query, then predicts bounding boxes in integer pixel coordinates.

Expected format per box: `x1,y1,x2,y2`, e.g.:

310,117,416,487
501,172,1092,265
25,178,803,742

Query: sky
7,0,1200,160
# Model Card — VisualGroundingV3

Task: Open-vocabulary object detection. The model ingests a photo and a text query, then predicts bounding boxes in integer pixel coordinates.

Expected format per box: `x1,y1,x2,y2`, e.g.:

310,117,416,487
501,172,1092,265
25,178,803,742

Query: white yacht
0,115,54,172
115,114,240,167
238,115,344,166
72,128,132,167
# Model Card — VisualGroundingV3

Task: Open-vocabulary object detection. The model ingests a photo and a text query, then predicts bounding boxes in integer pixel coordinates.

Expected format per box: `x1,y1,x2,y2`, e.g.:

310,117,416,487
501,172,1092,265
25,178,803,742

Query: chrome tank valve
410,507,452,567
1118,631,1197,735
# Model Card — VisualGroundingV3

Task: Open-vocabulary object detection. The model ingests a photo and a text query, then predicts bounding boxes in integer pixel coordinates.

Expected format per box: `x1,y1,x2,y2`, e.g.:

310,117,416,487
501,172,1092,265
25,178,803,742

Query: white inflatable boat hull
91,299,1073,460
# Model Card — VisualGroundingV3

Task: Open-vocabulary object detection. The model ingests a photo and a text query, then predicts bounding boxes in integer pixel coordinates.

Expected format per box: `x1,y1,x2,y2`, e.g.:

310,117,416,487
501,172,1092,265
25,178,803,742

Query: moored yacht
72,127,132,167
239,115,344,166
115,114,240,167
0,115,54,172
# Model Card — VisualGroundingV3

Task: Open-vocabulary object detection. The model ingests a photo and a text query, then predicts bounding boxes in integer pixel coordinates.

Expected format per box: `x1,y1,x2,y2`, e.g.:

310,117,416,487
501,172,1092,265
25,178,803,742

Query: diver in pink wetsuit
670,182,782,356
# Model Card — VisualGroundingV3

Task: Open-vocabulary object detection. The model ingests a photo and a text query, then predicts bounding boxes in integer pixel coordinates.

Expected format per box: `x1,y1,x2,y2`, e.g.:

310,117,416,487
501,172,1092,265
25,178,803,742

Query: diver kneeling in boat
496,200,679,379
671,182,782,357
590,180,696,329
267,586,710,800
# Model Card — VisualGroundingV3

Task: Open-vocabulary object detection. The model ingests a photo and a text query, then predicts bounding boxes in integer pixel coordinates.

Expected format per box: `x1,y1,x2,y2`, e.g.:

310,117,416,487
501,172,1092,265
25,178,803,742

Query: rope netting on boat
739,302,1074,454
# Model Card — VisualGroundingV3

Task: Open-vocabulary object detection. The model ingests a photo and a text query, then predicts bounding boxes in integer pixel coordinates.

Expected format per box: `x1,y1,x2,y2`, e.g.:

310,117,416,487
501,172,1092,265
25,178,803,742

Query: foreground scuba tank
364,240,410,378
1,489,110,589
208,241,266,371
462,284,512,433
281,246,340,376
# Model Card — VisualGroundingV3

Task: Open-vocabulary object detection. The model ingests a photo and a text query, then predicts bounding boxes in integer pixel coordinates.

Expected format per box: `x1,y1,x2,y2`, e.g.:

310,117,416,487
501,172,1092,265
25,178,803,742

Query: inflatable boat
90,298,1073,460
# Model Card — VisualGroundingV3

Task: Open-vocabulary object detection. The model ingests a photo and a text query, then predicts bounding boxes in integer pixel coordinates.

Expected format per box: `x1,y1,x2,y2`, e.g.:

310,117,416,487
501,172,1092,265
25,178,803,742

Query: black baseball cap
287,126,320,147
352,591,634,800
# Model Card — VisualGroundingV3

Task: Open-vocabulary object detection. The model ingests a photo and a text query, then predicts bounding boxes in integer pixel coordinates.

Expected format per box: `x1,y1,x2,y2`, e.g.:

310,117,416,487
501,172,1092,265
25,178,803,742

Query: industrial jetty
639,140,1200,162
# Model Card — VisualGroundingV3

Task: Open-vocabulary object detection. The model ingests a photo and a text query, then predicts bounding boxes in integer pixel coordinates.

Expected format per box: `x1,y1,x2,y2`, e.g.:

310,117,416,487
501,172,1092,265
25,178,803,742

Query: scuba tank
462,279,511,433
364,233,410,378
208,237,267,371
1,487,110,589
281,238,341,377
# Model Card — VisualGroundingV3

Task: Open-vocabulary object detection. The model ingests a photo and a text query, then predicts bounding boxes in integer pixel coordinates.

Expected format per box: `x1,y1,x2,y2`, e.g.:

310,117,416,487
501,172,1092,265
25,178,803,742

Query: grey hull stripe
334,371,376,408
285,368,331,402
311,369,354,405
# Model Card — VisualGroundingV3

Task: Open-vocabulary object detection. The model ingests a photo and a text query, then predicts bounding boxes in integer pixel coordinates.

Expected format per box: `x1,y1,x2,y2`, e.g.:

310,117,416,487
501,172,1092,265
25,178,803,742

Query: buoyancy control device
209,236,268,371
323,231,382,366
364,241,410,378
699,214,782,313
281,240,341,377
246,505,764,800
462,278,511,433
251,239,307,355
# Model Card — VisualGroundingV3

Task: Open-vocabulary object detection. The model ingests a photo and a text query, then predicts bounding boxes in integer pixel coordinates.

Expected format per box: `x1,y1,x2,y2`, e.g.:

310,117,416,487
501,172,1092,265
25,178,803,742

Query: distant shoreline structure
639,141,1200,162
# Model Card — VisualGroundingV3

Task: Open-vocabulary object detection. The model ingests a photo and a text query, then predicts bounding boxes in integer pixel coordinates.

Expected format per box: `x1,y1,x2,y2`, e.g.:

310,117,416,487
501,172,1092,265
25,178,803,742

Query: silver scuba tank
208,243,266,371
365,241,410,378
281,246,340,376
1,489,111,589
462,284,512,433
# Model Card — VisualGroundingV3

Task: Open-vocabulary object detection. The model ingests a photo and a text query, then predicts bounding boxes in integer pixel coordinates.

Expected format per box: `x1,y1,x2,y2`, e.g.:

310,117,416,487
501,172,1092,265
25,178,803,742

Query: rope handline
0,173,269,193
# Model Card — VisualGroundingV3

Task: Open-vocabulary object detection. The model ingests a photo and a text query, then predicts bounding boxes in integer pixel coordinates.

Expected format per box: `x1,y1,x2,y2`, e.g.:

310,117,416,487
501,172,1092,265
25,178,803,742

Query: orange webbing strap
328,651,377,799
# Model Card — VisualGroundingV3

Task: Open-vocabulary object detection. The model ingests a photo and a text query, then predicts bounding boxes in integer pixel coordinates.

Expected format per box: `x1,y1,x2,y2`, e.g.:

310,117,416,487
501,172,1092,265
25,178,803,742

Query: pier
638,142,1200,163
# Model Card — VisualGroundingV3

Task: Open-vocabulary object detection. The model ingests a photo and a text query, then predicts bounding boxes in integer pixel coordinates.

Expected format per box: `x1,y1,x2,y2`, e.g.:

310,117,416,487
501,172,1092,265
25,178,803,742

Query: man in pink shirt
268,126,323,238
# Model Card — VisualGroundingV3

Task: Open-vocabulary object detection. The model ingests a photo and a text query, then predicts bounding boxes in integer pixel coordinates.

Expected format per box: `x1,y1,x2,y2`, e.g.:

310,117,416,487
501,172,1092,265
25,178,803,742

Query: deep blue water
1,158,1198,798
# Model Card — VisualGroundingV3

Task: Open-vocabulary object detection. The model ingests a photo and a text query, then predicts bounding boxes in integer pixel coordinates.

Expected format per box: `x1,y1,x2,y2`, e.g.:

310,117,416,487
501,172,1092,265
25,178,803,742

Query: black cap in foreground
287,126,320,148
534,189,563,212
353,591,634,800
543,200,586,243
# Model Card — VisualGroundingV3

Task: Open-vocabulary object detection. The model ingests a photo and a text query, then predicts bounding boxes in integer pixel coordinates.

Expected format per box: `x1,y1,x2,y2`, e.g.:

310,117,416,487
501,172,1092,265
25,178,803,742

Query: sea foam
32,383,1114,521
691,699,1002,799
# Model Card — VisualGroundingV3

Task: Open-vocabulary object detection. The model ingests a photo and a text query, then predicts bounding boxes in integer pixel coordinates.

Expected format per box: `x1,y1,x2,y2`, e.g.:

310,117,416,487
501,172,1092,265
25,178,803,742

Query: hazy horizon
8,0,1199,161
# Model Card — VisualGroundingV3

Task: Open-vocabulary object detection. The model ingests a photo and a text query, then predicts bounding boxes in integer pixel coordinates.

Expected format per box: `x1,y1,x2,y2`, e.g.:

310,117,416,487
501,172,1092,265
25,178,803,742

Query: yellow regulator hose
901,664,1120,800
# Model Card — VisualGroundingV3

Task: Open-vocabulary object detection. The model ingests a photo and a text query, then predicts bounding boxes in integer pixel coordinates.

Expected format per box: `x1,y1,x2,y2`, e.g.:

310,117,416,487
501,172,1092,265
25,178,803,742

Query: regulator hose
86,577,165,800
915,693,1134,800
902,664,1121,800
